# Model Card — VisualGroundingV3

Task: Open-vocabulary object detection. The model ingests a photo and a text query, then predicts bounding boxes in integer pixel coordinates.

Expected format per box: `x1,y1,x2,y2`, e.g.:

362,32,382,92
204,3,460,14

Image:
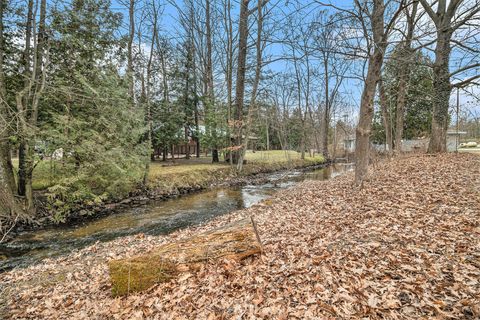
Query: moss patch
108,256,177,297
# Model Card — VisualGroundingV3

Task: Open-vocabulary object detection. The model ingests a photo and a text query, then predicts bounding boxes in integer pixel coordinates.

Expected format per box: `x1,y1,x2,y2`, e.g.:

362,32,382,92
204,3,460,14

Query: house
343,135,356,153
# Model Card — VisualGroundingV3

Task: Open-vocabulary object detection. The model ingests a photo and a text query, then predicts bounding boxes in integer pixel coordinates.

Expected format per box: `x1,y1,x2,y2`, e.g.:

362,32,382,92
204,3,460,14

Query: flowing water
0,163,354,271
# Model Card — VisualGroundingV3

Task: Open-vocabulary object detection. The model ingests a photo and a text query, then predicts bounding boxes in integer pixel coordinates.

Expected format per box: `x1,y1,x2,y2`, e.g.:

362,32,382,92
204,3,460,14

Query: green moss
108,255,177,297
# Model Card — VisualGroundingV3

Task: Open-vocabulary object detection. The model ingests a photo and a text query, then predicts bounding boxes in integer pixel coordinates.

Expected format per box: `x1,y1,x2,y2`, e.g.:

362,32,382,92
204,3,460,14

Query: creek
0,163,353,272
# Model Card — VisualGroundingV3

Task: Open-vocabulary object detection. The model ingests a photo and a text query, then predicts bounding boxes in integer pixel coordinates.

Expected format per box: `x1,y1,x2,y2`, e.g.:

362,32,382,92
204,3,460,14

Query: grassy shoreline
12,150,325,226
147,150,325,194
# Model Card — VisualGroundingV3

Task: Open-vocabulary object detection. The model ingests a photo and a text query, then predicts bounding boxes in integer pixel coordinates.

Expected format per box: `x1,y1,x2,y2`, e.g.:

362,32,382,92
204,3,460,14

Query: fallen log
108,217,262,296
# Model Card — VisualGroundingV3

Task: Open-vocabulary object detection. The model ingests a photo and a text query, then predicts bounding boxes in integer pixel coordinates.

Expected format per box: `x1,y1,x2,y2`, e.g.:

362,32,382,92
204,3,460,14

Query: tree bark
17,0,34,200
394,57,408,152
322,57,330,159
205,0,219,163
355,0,386,184
143,0,158,184
189,7,200,159
127,0,135,105
0,0,17,196
378,78,393,154
237,0,264,172
418,0,480,152
0,0,24,221
16,0,47,211
232,0,250,164
394,2,417,153
108,218,262,296
428,29,451,153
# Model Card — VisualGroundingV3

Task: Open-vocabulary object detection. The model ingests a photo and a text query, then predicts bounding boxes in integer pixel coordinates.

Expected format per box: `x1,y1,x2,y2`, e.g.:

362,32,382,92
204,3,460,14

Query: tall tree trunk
394,64,408,152
0,0,17,196
232,0,250,164
0,1,22,218
0,163,25,230
192,54,200,158
417,0,479,152
265,118,270,150
225,0,234,133
321,112,329,159
17,0,34,199
143,3,157,183
188,7,200,159
17,0,47,211
428,29,451,153
322,57,330,159
205,0,218,163
394,1,417,153
355,0,385,184
127,0,135,105
300,121,306,160
183,42,191,161
378,78,393,154
237,0,264,172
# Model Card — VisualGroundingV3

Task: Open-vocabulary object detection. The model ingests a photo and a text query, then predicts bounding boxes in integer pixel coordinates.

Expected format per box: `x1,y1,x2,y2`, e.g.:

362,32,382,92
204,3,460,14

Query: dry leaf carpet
1,153,479,319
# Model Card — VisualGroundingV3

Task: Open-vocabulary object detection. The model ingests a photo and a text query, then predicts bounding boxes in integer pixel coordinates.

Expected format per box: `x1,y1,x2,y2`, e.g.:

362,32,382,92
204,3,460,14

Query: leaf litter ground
1,153,479,319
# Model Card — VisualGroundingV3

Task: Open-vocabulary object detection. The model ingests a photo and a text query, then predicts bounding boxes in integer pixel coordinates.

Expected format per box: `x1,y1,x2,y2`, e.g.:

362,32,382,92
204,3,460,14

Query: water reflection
0,163,353,271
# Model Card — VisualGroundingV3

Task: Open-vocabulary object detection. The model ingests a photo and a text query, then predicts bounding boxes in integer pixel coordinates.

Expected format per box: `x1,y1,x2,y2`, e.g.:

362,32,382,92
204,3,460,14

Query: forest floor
2,153,479,319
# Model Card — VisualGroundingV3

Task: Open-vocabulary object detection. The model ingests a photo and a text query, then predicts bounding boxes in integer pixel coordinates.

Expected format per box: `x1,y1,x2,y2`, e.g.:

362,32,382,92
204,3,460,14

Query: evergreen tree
373,51,434,144
38,0,147,221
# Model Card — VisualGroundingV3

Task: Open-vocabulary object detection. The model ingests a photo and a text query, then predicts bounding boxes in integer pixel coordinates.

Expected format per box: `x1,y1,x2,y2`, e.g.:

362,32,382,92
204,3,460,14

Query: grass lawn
11,158,66,191
12,150,325,192
459,147,480,154
147,150,324,191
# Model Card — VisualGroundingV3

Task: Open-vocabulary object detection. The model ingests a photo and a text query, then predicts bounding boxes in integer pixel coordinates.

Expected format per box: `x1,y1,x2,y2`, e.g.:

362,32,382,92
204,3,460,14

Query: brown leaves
1,153,480,319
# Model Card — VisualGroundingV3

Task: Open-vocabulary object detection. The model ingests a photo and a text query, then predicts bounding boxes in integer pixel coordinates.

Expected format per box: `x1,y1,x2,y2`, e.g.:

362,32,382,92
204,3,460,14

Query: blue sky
109,0,478,121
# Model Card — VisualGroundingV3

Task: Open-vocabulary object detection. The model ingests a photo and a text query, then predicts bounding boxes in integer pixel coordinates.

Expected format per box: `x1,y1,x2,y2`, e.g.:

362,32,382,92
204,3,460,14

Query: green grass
147,150,324,191
13,150,325,192
459,148,480,154
11,158,68,190
245,150,323,164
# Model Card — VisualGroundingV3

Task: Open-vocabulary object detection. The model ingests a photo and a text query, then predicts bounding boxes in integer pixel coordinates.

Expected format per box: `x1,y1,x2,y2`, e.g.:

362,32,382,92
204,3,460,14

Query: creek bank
8,160,329,240
2,154,478,319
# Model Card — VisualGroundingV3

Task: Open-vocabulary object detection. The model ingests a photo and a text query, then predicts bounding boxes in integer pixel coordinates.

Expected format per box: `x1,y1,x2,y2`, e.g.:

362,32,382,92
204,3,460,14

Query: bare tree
322,0,405,184
141,0,161,182
127,0,136,104
394,0,418,152
205,0,220,162
378,77,393,153
418,0,480,152
231,0,251,164
313,12,349,159
237,0,265,171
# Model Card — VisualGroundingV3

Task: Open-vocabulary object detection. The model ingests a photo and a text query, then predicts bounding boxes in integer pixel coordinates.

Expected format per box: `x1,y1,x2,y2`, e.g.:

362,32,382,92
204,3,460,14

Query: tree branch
451,74,480,88
450,63,480,77
418,0,438,23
